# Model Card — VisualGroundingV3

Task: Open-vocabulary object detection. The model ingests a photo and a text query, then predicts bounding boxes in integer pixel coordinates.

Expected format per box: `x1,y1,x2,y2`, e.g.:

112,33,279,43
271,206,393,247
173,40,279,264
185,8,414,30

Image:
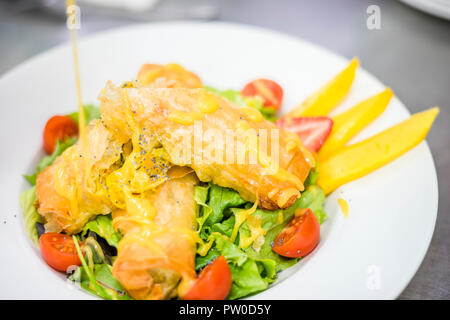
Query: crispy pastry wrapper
111,172,198,300
36,120,121,234
99,83,313,210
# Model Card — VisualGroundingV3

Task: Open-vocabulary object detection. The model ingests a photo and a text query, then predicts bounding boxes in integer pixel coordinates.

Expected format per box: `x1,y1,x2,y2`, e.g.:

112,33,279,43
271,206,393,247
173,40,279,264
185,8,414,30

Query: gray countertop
1,0,449,299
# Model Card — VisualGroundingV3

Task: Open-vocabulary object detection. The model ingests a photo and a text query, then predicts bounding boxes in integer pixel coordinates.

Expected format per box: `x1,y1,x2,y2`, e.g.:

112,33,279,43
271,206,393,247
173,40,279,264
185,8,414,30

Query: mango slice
287,58,359,118
318,107,439,194
319,88,393,159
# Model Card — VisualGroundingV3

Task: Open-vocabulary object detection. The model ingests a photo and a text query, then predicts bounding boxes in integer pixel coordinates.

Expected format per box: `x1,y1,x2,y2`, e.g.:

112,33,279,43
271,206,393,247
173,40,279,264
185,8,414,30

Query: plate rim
400,0,450,20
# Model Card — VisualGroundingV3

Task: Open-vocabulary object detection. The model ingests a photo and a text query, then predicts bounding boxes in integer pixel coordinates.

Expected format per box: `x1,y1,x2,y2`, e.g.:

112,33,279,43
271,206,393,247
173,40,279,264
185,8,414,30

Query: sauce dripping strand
66,0,87,154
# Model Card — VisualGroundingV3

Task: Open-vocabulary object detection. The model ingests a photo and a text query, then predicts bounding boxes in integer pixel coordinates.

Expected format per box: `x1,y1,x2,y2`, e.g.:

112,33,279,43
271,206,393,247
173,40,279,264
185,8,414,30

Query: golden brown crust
137,63,202,89
112,173,198,300
100,84,313,210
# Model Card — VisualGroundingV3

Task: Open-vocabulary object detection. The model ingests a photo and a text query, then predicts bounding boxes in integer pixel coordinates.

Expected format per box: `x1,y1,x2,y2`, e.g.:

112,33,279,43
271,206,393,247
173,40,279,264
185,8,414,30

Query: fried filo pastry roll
137,63,203,89
99,82,314,210
35,119,122,234
112,170,198,300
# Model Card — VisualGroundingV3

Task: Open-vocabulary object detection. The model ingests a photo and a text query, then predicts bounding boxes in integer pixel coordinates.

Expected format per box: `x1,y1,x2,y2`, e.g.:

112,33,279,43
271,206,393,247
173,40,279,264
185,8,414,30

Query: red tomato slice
182,255,232,300
276,116,333,152
40,233,81,272
272,208,320,258
241,79,283,110
43,115,78,154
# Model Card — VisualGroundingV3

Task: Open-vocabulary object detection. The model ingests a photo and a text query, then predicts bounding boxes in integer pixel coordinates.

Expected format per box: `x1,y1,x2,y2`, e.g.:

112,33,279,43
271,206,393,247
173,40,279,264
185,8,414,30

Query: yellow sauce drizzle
110,90,198,264
230,197,259,242
277,211,284,224
196,92,220,114
196,237,214,257
167,90,219,126
66,0,86,152
56,0,85,218
168,110,204,125
240,107,263,123
286,140,298,152
235,120,251,131
239,214,266,249
338,198,349,218
295,208,308,217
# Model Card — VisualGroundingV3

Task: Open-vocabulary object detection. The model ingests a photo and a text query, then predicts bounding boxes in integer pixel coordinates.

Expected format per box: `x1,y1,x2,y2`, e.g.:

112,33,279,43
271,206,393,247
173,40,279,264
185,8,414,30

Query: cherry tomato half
43,115,78,154
40,233,81,272
272,208,320,258
241,79,283,110
182,255,232,300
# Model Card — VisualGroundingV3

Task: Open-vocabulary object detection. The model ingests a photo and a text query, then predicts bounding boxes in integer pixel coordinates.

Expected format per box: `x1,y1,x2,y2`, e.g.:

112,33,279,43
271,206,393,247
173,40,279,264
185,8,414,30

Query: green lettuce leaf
71,235,132,300
211,214,235,238
195,247,221,271
204,184,326,245
194,184,213,234
304,164,320,188
94,264,130,296
205,184,247,228
241,186,326,271
227,259,267,300
81,214,122,248
238,185,327,242
258,106,277,122
206,185,326,273
213,234,276,300
195,183,327,299
19,186,43,245
68,104,101,126
24,136,77,185
70,263,132,300
204,86,247,106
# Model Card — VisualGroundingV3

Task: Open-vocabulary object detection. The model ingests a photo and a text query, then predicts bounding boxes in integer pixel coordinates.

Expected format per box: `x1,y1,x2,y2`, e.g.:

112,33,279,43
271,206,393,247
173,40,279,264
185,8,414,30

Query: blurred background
1,0,449,299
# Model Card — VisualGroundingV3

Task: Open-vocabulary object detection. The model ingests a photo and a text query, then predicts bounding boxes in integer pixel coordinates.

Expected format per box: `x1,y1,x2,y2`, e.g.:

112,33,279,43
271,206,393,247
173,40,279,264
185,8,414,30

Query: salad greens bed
19,88,326,300
193,182,325,299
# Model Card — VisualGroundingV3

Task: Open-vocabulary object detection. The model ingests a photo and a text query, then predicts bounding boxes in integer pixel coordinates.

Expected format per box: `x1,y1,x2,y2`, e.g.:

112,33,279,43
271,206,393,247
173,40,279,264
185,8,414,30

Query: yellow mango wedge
318,107,439,194
319,88,393,160
287,58,359,118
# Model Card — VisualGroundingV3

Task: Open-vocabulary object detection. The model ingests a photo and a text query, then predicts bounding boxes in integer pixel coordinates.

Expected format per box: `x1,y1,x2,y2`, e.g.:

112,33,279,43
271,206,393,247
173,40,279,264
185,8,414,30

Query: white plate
400,0,450,20
0,22,438,299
